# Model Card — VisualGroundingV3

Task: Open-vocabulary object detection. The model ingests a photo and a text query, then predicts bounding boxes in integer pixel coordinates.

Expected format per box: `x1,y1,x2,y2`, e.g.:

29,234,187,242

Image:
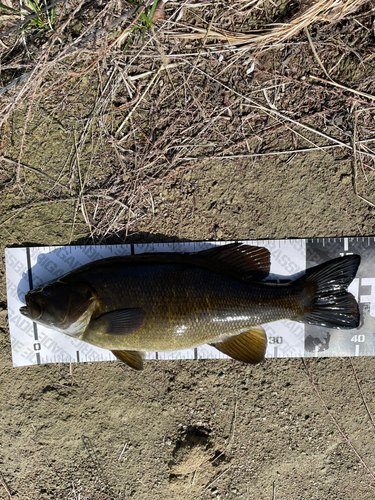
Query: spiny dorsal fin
198,243,270,280
211,327,267,364
112,350,144,370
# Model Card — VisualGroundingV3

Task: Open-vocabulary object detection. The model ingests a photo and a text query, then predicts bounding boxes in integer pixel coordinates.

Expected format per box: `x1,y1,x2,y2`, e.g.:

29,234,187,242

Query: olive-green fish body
78,262,304,351
20,244,361,370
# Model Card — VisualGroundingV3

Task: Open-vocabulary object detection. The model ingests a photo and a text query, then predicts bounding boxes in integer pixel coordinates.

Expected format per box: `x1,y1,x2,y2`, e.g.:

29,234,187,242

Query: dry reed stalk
167,0,368,48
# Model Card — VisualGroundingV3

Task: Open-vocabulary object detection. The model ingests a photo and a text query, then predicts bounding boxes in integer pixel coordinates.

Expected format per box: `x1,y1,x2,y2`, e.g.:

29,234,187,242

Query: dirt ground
2,1,375,499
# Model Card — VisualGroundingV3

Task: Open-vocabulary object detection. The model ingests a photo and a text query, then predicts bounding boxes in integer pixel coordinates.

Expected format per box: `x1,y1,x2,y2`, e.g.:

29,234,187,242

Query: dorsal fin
211,327,267,365
198,243,270,280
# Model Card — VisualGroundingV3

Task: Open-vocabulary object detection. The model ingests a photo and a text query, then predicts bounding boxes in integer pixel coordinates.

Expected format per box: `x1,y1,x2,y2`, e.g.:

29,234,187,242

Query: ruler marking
26,247,39,343
26,247,34,291
355,344,360,356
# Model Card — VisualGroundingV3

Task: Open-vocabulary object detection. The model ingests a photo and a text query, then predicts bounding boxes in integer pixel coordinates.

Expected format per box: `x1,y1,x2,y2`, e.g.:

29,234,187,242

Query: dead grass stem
165,0,368,47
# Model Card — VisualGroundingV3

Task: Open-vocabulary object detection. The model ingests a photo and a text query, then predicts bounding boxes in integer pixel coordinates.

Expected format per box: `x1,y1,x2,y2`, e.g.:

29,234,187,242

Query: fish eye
43,286,52,297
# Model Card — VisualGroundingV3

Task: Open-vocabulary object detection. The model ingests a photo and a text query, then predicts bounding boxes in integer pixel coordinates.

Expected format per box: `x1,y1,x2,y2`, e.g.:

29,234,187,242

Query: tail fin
297,255,360,329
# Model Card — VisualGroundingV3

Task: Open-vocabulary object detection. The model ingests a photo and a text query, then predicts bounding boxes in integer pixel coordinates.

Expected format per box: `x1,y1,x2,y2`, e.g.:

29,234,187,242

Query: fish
19,243,361,371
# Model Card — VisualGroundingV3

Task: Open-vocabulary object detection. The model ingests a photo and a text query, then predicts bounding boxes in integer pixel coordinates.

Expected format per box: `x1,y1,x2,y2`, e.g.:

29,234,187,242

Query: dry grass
0,0,374,244
166,0,369,47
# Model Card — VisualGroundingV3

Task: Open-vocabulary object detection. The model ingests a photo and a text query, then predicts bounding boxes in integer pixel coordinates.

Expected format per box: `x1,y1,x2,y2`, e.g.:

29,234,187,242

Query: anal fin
112,350,144,370
211,327,267,365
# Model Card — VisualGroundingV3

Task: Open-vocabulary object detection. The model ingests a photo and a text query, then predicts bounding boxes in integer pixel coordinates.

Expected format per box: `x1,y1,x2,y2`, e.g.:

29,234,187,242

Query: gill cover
22,280,96,330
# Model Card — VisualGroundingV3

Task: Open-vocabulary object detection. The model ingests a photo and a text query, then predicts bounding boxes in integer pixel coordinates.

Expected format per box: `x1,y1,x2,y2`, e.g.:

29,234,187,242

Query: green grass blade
0,1,20,13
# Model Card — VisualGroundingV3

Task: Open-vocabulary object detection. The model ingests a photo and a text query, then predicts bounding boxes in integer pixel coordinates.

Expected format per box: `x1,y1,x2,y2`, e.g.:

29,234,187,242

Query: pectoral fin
211,327,267,364
112,350,144,370
94,308,144,335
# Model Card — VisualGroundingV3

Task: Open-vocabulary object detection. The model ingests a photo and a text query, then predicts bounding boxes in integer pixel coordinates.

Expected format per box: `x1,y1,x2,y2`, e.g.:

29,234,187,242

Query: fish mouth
19,305,30,318
20,300,42,320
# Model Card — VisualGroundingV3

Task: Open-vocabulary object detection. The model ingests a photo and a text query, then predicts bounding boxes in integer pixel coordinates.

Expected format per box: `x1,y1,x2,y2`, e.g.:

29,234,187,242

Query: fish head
20,280,97,333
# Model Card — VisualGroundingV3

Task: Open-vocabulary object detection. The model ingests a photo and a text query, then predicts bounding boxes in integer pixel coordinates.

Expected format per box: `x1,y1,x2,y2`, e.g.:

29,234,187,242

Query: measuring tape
5,238,374,367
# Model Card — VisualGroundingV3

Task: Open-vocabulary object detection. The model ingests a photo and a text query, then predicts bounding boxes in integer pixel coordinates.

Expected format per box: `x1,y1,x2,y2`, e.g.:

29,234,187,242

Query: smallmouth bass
19,243,360,370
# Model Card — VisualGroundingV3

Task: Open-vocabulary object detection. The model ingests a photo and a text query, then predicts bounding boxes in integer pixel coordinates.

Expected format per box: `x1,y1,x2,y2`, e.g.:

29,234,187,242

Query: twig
97,204,125,244
83,194,129,211
356,194,375,208
286,125,327,154
227,394,237,450
127,62,186,81
115,65,164,137
69,198,80,244
1,156,69,191
74,131,94,241
0,120,7,157
201,466,232,492
0,72,29,96
353,102,359,195
118,442,127,461
0,470,12,500
180,145,340,160
309,75,375,102
350,359,375,433
180,140,375,162
304,27,332,81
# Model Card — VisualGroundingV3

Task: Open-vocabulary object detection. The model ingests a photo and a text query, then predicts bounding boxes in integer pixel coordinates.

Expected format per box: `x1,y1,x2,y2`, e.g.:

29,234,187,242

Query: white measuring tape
5,238,374,367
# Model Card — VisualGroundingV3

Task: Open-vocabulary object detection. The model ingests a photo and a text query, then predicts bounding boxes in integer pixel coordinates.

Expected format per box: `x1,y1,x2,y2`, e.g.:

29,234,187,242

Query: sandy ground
2,1,375,498
1,147,375,499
